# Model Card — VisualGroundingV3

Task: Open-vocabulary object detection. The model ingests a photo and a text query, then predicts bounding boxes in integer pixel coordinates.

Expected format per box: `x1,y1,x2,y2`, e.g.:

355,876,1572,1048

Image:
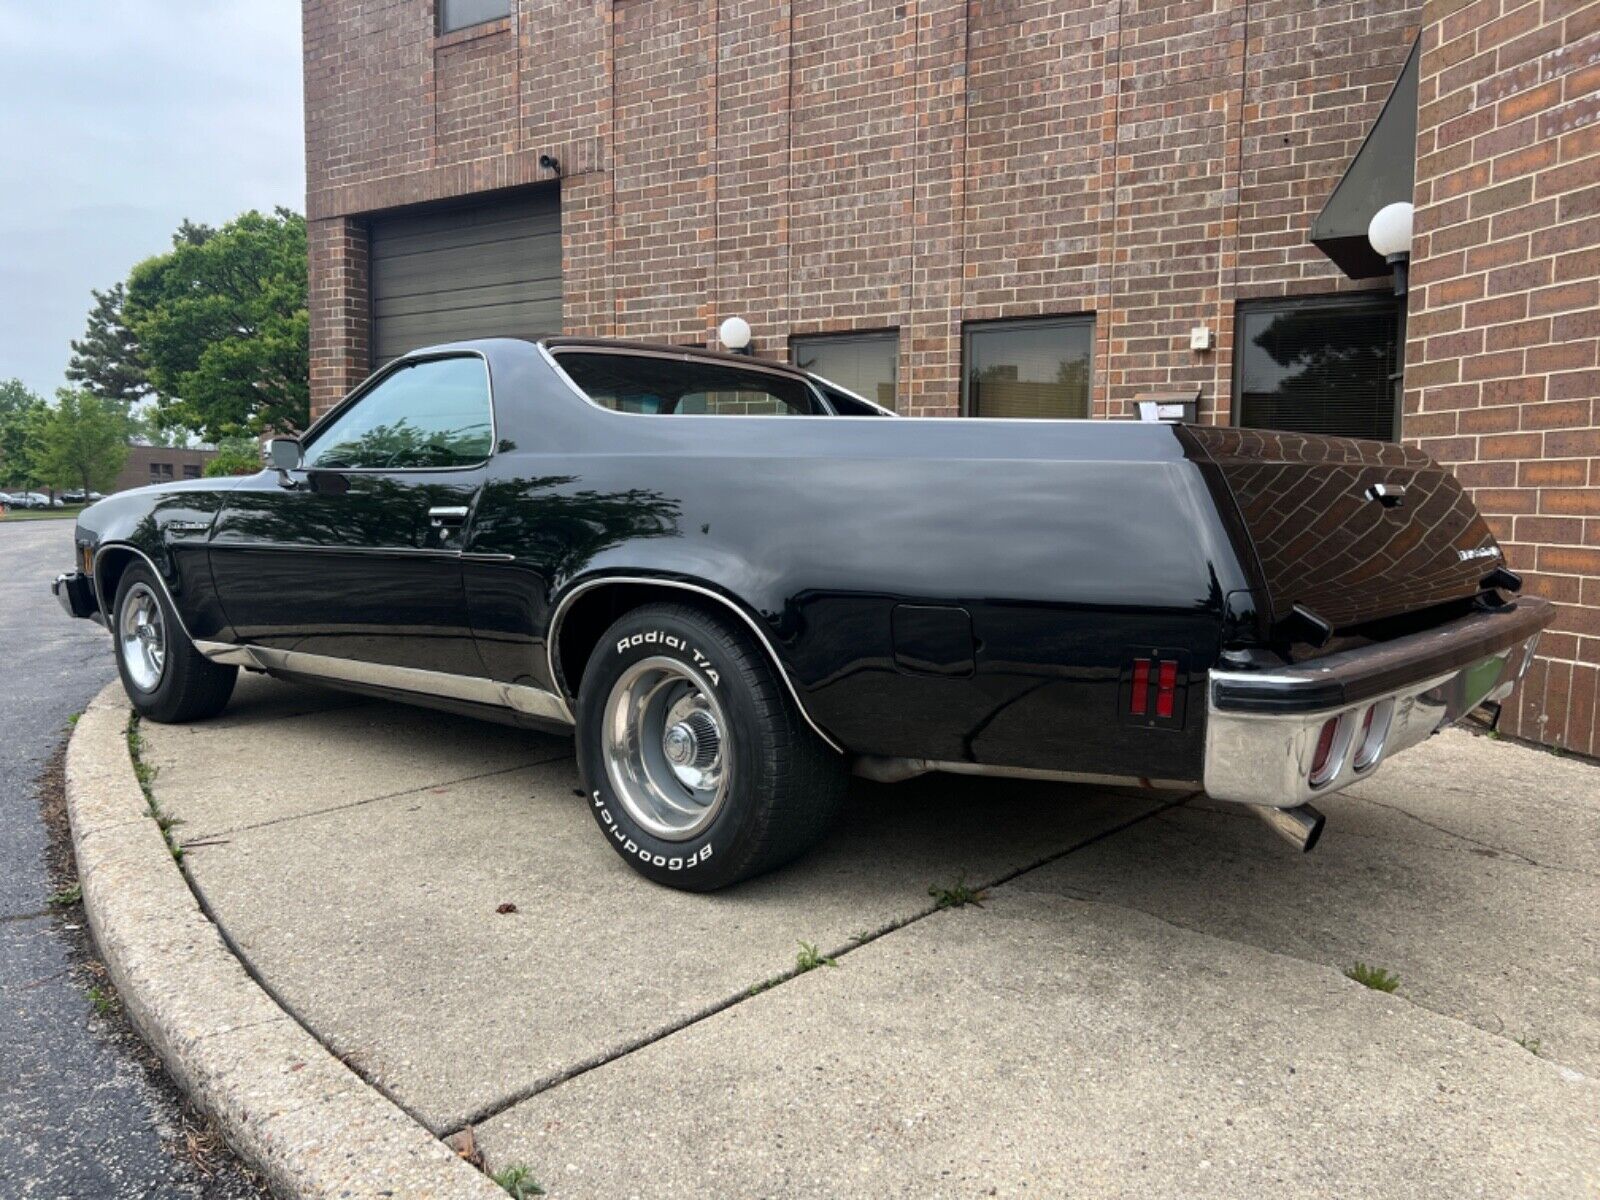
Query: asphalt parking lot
139,671,1600,1197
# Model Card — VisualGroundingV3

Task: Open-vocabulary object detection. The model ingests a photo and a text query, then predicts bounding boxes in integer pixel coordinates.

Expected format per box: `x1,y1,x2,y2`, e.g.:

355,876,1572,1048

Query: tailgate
1182,426,1501,631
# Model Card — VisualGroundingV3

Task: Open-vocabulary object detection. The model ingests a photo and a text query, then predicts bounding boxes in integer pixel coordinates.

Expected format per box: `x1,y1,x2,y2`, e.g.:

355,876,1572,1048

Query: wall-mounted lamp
718,315,753,356
1368,200,1413,441
538,153,561,177
1367,201,1413,296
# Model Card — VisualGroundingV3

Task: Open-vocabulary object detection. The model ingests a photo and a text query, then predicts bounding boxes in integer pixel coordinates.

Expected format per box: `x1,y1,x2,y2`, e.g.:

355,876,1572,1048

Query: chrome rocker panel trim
1205,622,1543,810
194,641,572,725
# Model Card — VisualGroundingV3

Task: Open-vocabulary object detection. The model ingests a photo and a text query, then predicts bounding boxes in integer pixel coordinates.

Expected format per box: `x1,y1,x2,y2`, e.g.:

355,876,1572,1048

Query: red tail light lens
1309,717,1340,784
1130,658,1150,716
1155,660,1178,718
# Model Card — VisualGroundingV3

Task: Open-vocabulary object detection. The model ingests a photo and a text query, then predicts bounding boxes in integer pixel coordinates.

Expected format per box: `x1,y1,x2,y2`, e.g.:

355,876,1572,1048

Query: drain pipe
1253,803,1326,853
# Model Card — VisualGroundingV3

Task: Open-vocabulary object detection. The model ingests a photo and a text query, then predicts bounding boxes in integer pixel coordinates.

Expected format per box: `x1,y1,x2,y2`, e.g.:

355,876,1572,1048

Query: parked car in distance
10,492,58,509
52,337,1552,889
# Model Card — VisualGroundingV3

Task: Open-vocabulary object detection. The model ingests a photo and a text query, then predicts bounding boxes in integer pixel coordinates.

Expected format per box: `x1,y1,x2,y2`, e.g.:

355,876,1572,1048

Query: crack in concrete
176,751,577,842
1039,880,1595,1079
445,792,1198,1135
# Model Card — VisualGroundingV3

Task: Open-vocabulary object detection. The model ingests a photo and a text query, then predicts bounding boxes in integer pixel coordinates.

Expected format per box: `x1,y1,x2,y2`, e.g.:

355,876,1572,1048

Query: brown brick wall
302,0,1597,752
1409,0,1600,755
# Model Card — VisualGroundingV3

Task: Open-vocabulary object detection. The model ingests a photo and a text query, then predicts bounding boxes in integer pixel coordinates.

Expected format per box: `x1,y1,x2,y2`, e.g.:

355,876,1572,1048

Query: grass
928,875,989,910
127,716,184,863
492,1165,545,1198
66,711,81,728
795,941,837,973
48,882,82,907
86,985,118,1018
0,505,85,522
1344,962,1401,993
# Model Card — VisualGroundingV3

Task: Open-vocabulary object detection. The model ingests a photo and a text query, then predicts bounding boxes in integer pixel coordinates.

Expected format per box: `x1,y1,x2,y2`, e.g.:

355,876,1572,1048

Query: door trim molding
195,640,574,725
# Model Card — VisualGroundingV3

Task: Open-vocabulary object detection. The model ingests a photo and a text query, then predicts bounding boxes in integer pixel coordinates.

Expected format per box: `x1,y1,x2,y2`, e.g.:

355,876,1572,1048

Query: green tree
65,283,148,407
0,378,48,490
34,390,129,496
204,436,263,478
125,208,308,442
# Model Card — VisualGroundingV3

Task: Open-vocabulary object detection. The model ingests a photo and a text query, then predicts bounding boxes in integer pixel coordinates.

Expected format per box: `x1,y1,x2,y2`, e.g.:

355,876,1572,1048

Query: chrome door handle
428,505,470,528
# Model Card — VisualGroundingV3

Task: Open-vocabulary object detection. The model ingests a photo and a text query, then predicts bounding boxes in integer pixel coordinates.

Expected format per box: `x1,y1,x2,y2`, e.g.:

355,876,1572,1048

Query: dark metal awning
1310,38,1419,280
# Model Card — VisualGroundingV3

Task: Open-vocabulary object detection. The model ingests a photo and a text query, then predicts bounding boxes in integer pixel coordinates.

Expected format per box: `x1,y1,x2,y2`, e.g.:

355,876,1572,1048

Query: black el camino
54,337,1552,889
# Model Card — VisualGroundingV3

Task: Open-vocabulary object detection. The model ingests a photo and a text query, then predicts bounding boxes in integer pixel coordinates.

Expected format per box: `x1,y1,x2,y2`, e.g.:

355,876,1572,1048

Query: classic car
53,337,1552,889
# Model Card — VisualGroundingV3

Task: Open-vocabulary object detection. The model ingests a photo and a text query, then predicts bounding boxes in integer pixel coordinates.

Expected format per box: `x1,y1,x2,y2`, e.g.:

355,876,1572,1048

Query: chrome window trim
540,344,1108,426
194,640,573,725
296,349,497,476
546,574,845,755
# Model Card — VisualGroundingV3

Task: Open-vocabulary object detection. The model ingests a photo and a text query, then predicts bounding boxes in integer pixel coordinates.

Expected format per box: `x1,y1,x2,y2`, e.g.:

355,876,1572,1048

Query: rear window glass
557,352,823,416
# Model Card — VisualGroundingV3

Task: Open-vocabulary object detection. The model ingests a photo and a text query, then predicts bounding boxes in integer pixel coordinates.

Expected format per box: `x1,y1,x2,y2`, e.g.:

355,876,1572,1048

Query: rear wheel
112,564,237,723
575,602,846,890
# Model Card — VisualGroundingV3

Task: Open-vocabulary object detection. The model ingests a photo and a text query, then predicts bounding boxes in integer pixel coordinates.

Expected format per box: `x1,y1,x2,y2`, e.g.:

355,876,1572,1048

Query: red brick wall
307,1,1423,413
1409,0,1600,755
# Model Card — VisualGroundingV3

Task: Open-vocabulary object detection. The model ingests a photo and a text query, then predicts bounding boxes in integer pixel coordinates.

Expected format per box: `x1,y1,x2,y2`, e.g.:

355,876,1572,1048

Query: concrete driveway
139,673,1599,1198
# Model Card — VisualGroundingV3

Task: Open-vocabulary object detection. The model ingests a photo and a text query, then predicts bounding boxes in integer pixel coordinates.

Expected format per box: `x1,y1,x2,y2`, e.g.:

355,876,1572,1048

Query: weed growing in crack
86,985,118,1018
48,882,82,907
1516,1034,1543,1057
127,715,184,863
795,941,836,973
1344,962,1400,993
929,875,989,910
492,1164,545,1198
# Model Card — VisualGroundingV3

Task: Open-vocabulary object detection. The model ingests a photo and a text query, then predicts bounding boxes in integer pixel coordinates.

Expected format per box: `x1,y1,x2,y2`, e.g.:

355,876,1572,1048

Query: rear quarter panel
472,379,1250,782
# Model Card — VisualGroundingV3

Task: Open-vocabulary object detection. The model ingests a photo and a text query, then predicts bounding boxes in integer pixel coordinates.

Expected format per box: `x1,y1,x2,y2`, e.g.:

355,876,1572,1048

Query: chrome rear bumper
1204,596,1551,808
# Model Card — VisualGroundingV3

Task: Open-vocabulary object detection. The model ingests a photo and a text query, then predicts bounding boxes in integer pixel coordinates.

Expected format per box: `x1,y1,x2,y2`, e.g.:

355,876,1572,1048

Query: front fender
79,481,240,642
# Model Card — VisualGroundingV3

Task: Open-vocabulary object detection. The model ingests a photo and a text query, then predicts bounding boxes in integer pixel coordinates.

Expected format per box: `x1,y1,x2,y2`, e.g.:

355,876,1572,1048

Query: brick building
110,445,218,494
302,0,1599,754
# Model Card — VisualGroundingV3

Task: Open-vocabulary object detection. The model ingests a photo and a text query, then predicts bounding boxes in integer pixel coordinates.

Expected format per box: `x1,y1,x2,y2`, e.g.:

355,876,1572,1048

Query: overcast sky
0,2,304,399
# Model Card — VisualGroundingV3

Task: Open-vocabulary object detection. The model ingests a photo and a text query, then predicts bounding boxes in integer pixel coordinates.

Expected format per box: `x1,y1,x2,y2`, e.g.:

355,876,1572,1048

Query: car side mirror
267,437,302,487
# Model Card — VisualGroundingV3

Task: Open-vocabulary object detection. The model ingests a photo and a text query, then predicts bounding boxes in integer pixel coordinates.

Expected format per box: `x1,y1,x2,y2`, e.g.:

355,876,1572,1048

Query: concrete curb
65,682,505,1200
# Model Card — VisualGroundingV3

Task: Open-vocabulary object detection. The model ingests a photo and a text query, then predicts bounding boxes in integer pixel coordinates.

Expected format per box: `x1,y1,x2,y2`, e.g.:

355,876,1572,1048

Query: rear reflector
1309,717,1340,786
1130,659,1150,716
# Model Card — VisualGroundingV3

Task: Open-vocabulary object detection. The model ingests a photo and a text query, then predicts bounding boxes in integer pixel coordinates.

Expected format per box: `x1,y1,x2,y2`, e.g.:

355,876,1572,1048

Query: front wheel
576,602,846,890
112,564,237,723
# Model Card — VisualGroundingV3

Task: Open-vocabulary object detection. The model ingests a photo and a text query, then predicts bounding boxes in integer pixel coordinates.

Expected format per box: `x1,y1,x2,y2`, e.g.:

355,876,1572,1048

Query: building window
963,317,1093,419
792,331,899,411
1235,294,1401,441
149,462,174,483
182,464,202,479
439,0,510,34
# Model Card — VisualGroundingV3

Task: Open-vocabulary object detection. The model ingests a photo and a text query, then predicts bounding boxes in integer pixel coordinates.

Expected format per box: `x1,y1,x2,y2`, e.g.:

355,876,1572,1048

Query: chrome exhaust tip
1253,803,1326,853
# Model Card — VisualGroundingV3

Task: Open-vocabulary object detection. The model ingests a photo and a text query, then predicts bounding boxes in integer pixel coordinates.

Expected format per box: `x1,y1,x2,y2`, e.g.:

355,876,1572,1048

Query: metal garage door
369,187,562,365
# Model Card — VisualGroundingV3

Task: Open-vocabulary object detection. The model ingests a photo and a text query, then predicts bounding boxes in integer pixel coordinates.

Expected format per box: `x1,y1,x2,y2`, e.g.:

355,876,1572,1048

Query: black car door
208,353,494,676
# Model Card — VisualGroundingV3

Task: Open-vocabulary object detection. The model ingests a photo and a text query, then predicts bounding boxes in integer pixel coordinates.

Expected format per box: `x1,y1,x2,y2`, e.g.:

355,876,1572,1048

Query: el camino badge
1458,546,1500,563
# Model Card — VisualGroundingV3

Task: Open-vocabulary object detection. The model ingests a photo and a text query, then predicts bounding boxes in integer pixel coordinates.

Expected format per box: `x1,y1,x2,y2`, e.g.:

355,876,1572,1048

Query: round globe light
718,316,752,351
1367,201,1414,260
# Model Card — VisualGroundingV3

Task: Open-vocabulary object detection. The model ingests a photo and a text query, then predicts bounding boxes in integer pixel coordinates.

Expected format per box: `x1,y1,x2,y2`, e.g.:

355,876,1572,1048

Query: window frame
790,329,901,413
545,345,841,418
960,314,1096,420
298,350,498,475
437,0,511,36
1232,291,1402,443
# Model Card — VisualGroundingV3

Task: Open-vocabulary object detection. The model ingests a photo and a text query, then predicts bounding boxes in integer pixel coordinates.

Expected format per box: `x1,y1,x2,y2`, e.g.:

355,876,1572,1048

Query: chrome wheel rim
119,583,166,692
602,655,730,841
